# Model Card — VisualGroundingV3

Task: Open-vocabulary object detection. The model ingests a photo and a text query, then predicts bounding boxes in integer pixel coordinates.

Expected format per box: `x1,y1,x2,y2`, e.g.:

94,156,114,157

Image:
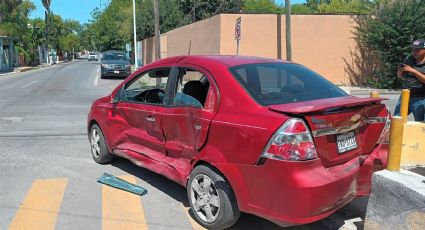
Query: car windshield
103,53,127,61
230,62,348,105
90,53,96,55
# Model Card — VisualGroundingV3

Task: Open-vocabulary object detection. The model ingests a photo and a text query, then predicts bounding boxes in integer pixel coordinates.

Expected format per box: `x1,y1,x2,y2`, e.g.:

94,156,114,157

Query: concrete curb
364,170,425,230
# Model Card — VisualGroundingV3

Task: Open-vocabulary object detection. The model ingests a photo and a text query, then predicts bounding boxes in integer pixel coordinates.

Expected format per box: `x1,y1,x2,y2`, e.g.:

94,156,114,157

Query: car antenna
188,40,191,55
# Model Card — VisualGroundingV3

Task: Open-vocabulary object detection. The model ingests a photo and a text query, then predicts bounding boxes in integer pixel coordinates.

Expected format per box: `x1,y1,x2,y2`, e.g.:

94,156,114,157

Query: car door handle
194,124,202,130
146,116,156,122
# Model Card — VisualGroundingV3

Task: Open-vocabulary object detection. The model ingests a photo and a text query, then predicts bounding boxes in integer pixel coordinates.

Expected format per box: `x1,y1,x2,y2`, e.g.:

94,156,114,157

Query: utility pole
192,0,196,22
285,0,292,61
132,0,138,69
153,0,161,86
153,0,160,60
42,0,52,64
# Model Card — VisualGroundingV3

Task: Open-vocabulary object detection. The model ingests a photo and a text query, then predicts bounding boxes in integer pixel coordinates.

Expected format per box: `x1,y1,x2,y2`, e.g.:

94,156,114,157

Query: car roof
150,55,286,67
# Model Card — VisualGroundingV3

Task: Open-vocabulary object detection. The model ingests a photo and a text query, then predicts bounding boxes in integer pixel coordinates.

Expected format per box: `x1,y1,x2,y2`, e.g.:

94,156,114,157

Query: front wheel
90,124,113,164
187,165,240,230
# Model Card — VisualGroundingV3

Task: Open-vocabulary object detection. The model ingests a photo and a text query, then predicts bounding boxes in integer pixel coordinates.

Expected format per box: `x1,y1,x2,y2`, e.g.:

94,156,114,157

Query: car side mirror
113,86,124,104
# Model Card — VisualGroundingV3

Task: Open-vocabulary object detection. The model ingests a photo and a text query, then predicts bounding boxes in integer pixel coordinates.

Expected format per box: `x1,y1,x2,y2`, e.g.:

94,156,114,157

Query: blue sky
30,0,306,24
30,0,110,24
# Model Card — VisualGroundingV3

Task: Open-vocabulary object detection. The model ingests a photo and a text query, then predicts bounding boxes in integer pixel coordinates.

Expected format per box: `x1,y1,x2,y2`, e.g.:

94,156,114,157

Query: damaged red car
87,55,389,229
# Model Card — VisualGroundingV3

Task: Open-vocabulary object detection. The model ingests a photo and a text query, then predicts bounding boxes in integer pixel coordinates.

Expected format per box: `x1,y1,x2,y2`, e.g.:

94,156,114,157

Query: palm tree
41,0,51,11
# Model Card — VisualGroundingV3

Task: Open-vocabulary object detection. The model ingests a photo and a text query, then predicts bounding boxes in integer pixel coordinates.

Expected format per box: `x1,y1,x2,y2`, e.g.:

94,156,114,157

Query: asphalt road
0,60,397,230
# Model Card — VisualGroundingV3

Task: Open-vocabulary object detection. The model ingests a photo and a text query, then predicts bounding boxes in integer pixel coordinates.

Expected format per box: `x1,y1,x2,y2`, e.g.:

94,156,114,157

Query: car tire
187,165,240,230
90,124,113,164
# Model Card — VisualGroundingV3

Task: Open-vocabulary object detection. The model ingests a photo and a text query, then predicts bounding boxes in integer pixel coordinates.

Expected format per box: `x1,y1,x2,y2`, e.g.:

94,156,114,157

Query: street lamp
132,0,138,69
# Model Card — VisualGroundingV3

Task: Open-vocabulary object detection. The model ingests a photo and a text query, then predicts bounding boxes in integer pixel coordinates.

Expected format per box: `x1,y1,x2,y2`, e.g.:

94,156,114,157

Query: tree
242,0,282,14
317,0,374,14
292,0,375,14
356,0,425,88
59,33,80,53
0,0,37,65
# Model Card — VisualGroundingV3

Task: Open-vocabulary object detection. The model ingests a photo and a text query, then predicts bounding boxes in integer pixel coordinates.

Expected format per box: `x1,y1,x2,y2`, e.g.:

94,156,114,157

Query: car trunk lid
268,96,389,167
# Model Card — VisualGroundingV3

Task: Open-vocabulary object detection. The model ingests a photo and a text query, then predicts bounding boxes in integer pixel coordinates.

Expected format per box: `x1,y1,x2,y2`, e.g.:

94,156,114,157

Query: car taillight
259,118,318,162
378,112,391,144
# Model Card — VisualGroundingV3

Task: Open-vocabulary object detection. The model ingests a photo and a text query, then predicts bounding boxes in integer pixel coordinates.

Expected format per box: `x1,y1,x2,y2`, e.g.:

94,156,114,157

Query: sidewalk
0,60,74,76
338,86,401,95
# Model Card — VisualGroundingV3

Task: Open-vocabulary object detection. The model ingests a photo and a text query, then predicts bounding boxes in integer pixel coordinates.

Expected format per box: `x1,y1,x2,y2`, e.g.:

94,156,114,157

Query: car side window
123,68,170,105
173,68,210,109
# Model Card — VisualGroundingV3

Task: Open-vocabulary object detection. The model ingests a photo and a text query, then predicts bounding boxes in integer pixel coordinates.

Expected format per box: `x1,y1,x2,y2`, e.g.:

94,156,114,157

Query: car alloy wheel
90,124,113,164
190,174,220,223
91,128,101,159
188,165,240,229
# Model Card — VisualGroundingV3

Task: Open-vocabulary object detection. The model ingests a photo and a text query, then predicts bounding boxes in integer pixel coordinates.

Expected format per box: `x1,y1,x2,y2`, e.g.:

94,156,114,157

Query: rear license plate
114,70,119,74
336,131,357,153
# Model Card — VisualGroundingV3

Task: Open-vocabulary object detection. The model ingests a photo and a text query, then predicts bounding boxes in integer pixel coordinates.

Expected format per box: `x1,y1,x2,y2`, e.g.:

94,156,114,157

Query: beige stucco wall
219,14,359,84
291,15,358,84
141,34,168,66
166,15,221,57
220,14,279,58
142,14,364,85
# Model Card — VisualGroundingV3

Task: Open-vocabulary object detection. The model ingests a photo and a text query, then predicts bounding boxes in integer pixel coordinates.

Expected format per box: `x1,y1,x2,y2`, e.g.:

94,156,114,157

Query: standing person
394,39,425,121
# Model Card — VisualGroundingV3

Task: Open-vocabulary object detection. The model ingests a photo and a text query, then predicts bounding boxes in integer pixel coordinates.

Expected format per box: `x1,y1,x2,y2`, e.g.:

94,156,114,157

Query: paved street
0,60,395,230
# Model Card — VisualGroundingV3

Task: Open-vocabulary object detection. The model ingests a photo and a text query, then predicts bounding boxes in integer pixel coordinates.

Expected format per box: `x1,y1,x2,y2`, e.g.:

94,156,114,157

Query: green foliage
242,0,282,14
356,0,425,89
82,0,132,51
0,0,35,36
317,0,374,14
292,0,375,14
59,33,80,52
291,4,315,14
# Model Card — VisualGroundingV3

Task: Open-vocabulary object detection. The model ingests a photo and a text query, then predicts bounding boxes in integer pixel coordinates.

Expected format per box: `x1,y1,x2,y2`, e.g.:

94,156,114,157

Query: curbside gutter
364,170,425,230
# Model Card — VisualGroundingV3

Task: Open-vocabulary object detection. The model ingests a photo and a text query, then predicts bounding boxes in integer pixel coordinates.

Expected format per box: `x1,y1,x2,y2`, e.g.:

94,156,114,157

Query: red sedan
88,55,389,229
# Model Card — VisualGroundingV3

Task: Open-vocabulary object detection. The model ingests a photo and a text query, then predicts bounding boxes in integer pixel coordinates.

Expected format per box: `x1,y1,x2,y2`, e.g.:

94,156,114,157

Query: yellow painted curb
401,121,425,166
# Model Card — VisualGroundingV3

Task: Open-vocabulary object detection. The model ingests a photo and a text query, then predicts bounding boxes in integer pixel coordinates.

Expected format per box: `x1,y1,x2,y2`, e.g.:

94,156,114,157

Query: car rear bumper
214,144,388,227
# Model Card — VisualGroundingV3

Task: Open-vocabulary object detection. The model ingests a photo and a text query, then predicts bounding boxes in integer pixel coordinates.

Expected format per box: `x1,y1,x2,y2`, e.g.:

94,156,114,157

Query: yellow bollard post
370,91,380,98
387,116,404,171
399,89,410,123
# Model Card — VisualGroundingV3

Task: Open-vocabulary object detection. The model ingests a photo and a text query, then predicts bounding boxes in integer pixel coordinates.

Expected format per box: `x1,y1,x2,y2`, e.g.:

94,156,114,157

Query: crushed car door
161,66,217,177
106,68,172,160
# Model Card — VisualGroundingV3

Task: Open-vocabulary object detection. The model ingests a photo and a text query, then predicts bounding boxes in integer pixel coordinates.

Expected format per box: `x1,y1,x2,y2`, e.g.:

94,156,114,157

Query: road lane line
20,80,38,88
8,178,68,230
94,68,99,87
182,205,206,230
102,175,147,230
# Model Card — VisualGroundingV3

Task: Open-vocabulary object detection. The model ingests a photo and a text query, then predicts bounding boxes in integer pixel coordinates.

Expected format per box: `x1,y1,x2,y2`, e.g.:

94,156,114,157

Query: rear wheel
90,124,113,164
187,165,240,230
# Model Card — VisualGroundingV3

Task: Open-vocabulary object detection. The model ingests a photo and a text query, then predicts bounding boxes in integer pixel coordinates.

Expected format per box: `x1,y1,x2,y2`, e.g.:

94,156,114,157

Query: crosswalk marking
102,175,148,230
182,205,207,230
8,178,68,230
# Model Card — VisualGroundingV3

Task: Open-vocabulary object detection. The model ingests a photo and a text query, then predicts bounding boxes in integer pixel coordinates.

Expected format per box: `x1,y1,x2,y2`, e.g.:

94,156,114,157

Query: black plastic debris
97,173,147,196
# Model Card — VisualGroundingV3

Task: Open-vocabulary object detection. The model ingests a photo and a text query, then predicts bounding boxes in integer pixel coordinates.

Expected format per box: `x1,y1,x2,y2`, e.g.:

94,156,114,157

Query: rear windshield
230,63,347,105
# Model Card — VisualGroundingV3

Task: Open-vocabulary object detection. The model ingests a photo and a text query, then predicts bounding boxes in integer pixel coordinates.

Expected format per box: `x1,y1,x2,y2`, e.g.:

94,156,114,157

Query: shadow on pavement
110,157,333,229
